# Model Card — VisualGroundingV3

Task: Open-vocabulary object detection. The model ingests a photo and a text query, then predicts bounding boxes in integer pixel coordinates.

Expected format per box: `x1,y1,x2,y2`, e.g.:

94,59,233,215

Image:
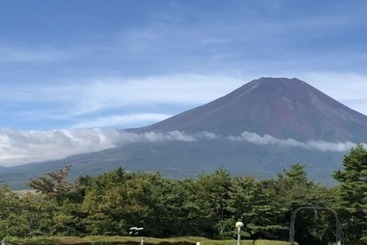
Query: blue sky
1,0,367,166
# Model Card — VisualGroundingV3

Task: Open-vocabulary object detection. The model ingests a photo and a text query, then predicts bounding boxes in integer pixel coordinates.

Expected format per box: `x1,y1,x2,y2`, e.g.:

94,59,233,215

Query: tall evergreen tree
333,144,367,244
267,164,335,245
196,168,232,238
228,176,282,240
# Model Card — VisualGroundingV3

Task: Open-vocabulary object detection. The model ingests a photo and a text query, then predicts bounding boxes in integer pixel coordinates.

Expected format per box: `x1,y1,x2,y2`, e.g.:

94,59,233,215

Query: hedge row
3,236,291,245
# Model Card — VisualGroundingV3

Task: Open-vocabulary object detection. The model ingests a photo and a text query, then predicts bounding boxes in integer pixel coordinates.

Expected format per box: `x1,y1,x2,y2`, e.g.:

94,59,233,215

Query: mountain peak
241,77,307,94
138,77,367,142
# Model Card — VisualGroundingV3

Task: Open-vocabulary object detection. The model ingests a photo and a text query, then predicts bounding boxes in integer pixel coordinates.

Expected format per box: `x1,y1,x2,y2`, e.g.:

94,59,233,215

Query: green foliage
27,165,76,205
333,143,367,244
195,168,232,238
0,161,350,243
228,176,281,239
261,164,337,245
0,186,32,237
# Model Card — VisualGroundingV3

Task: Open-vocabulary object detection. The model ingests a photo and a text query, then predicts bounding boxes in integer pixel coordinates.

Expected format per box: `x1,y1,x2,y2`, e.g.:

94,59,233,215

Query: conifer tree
333,143,367,244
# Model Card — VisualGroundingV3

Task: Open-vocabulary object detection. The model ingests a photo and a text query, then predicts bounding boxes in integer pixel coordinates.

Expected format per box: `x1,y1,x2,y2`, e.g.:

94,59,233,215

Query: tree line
1,144,367,245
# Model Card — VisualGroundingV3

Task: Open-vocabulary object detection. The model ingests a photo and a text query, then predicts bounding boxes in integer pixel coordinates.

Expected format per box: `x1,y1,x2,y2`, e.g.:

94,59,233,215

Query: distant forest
1,144,367,245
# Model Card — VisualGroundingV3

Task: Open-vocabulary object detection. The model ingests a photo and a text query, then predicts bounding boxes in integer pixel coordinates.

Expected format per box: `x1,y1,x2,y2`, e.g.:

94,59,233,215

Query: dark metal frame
289,206,342,245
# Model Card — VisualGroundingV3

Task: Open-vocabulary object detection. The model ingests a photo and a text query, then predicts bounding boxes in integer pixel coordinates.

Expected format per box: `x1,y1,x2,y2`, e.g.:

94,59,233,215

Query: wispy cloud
1,1,367,132
0,129,212,166
0,129,357,167
1,71,367,129
228,132,357,152
0,44,76,63
0,74,247,127
0,128,120,166
72,113,172,128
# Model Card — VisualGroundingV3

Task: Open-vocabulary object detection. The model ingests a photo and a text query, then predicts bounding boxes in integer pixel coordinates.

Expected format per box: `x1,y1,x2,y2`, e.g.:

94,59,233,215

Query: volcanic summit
138,77,367,142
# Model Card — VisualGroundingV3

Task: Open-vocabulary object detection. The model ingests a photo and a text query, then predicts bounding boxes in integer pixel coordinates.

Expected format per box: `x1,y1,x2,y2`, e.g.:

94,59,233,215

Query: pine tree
333,144,367,244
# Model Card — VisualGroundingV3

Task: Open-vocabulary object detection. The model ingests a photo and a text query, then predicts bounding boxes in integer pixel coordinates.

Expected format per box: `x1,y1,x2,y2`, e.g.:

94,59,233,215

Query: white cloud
0,128,357,167
0,129,210,167
0,128,120,166
114,131,217,144
0,129,112,166
228,132,357,152
126,131,197,143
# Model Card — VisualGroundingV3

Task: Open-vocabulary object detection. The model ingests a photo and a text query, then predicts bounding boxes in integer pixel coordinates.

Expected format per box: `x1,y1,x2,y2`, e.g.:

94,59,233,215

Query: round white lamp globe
235,221,244,228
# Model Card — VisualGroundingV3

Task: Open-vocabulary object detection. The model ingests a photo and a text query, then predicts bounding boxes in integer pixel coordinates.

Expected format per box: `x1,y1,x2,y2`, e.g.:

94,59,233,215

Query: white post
129,227,144,245
235,221,244,245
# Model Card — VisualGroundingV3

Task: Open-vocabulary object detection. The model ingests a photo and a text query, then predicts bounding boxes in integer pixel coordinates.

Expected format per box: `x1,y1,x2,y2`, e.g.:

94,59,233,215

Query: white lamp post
235,221,244,245
129,227,144,245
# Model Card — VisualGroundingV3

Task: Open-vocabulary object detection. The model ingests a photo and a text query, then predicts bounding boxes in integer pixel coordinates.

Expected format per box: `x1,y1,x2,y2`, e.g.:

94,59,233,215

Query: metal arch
289,206,342,245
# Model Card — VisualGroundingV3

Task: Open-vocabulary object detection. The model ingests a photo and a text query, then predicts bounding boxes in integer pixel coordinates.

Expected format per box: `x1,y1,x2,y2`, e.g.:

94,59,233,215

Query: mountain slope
137,77,367,142
0,139,345,189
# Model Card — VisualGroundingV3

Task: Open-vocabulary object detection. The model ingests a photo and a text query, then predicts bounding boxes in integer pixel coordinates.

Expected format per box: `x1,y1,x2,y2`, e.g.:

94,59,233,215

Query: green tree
0,186,28,237
196,168,232,238
80,168,128,235
18,192,52,236
27,165,84,235
265,164,335,245
333,144,367,244
27,165,76,205
162,179,204,236
228,176,284,240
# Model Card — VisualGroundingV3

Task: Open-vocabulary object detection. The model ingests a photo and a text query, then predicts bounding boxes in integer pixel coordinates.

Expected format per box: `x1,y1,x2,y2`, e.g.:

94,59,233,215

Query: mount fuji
2,77,367,189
